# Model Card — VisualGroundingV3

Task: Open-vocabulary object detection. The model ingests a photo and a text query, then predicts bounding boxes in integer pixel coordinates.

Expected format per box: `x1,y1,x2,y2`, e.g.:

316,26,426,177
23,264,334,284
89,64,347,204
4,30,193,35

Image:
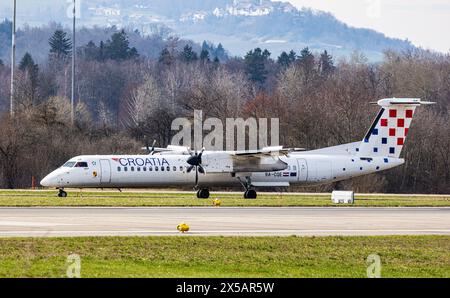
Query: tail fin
357,98,434,158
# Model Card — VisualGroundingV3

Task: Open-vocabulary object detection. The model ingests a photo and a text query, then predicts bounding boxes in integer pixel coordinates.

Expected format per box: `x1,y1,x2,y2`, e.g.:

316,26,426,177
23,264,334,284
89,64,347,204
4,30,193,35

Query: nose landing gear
196,188,210,199
57,189,67,198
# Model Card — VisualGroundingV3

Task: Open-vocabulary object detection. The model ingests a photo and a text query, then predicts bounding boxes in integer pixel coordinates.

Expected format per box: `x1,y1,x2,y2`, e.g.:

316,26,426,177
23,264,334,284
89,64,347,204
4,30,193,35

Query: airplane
40,98,434,199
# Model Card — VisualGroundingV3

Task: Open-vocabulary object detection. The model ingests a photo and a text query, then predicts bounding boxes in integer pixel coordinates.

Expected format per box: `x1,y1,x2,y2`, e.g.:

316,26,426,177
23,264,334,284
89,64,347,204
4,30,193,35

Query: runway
0,207,449,237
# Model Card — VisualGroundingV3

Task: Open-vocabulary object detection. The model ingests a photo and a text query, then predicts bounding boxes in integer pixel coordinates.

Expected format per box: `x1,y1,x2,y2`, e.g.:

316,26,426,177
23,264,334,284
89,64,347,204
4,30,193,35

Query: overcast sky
284,0,450,53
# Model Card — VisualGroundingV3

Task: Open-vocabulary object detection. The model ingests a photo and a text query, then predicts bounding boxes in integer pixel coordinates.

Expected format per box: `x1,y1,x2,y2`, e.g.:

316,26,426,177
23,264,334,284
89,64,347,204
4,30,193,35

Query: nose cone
40,175,51,187
40,173,57,187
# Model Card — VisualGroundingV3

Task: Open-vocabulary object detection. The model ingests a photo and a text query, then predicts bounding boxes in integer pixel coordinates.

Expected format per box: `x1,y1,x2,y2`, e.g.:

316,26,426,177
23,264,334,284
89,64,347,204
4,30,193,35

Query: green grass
0,236,448,278
0,190,448,207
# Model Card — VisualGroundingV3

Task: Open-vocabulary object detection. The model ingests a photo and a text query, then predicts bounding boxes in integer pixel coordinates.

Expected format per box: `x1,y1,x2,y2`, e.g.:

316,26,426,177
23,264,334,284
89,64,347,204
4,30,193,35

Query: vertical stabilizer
357,98,434,158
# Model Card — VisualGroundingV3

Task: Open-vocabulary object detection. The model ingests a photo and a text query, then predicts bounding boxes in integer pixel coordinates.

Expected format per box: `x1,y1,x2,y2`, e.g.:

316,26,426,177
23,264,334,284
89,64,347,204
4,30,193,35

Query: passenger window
149,166,153,171
180,166,183,171
124,167,128,172
173,166,177,172
155,167,159,171
167,166,170,172
131,167,135,171
117,167,121,172
161,167,165,172
143,167,147,172
137,167,141,172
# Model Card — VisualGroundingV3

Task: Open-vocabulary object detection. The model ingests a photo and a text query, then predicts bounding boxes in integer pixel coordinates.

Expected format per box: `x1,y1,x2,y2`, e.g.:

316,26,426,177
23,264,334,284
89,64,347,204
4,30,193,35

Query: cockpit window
74,162,89,168
62,162,76,168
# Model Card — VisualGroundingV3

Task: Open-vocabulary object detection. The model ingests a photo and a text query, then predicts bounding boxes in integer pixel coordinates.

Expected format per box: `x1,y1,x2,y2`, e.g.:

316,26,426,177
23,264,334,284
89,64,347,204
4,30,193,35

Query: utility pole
71,0,76,125
10,0,16,117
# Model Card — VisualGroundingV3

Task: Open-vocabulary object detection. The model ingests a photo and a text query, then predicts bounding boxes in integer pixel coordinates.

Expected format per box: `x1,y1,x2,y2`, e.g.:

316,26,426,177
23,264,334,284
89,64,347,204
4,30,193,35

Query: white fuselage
41,98,432,191
40,152,404,189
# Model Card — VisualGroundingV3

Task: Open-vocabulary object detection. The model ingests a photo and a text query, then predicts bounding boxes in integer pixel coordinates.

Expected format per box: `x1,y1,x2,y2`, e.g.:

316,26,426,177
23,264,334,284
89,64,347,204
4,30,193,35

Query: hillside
0,0,415,61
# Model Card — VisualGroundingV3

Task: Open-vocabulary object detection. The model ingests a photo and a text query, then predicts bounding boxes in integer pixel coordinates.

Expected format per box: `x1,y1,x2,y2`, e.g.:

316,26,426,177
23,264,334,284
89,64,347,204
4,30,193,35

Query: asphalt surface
0,207,448,237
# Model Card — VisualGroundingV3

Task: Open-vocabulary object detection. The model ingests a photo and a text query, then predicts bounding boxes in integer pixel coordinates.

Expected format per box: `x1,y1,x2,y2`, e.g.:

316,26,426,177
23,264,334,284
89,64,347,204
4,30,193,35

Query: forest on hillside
0,23,449,193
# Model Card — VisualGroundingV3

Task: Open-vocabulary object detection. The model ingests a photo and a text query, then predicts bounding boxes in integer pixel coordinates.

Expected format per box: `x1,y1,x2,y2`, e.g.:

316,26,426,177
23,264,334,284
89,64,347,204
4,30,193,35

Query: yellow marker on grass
177,223,190,233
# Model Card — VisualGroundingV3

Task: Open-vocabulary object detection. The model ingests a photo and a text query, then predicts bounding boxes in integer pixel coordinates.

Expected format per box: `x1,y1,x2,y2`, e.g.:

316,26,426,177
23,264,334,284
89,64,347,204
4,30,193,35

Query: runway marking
0,221,74,227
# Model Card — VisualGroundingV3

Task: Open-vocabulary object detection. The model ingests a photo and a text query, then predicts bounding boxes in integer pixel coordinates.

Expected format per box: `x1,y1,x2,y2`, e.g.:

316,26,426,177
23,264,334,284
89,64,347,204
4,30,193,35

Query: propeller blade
187,165,194,173
198,165,205,174
198,147,205,162
195,167,199,186
150,140,156,155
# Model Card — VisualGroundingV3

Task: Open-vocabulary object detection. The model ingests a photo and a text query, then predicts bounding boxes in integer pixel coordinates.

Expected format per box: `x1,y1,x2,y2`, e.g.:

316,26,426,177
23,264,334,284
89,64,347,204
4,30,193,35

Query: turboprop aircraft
41,98,434,199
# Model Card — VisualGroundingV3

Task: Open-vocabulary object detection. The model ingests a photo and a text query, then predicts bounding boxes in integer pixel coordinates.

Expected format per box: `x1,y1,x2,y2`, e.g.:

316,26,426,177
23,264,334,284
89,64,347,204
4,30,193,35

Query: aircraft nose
40,173,57,187
40,175,51,187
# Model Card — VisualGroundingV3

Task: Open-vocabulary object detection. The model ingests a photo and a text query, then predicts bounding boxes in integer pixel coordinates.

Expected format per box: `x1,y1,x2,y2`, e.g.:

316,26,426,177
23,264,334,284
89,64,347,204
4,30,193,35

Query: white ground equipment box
331,191,355,204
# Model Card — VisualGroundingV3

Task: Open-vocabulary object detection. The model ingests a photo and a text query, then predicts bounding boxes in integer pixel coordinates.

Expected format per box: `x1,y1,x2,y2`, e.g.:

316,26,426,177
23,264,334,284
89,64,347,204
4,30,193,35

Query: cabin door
100,159,111,183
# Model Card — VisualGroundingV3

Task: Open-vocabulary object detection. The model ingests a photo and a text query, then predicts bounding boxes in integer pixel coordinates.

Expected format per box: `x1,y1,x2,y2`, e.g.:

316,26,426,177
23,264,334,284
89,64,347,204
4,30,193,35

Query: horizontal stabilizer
370,98,436,107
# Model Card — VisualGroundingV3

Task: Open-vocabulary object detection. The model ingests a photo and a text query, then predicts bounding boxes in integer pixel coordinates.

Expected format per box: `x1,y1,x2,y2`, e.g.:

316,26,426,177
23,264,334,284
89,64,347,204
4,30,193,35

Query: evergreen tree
298,47,316,81
98,41,106,61
180,45,198,63
298,47,315,72
128,47,139,59
18,52,39,103
213,56,220,67
318,50,335,77
0,19,12,36
201,41,210,52
277,51,290,68
244,48,270,85
200,49,210,62
0,20,12,57
104,30,139,61
288,50,297,63
82,40,100,61
158,48,173,66
48,30,72,60
19,52,37,72
215,43,226,61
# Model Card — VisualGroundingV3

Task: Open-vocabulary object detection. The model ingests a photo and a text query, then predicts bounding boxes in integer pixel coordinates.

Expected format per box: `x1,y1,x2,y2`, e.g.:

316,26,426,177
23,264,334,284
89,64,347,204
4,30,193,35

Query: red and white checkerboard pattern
358,106,417,158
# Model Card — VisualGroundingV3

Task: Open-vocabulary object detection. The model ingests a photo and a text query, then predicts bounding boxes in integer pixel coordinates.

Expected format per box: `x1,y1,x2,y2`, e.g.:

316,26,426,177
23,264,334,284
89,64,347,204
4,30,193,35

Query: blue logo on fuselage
116,157,170,167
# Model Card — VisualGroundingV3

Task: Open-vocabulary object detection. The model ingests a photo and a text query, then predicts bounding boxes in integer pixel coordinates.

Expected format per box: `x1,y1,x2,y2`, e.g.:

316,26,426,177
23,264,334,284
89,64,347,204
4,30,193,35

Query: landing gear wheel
58,189,67,198
196,188,210,199
244,189,257,199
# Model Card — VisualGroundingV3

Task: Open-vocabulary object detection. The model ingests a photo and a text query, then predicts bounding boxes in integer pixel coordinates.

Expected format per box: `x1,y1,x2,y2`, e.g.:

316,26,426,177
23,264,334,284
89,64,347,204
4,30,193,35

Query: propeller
187,148,206,188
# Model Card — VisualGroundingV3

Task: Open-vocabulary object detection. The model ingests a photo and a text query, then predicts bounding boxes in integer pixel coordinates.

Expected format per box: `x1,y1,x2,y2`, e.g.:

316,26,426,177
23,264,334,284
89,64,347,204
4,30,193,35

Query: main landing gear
244,189,257,199
238,176,258,199
57,189,67,198
196,188,210,199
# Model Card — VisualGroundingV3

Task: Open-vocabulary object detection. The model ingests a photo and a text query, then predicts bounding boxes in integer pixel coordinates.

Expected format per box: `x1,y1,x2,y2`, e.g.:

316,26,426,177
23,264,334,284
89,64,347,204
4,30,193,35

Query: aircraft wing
202,146,289,173
233,146,290,156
